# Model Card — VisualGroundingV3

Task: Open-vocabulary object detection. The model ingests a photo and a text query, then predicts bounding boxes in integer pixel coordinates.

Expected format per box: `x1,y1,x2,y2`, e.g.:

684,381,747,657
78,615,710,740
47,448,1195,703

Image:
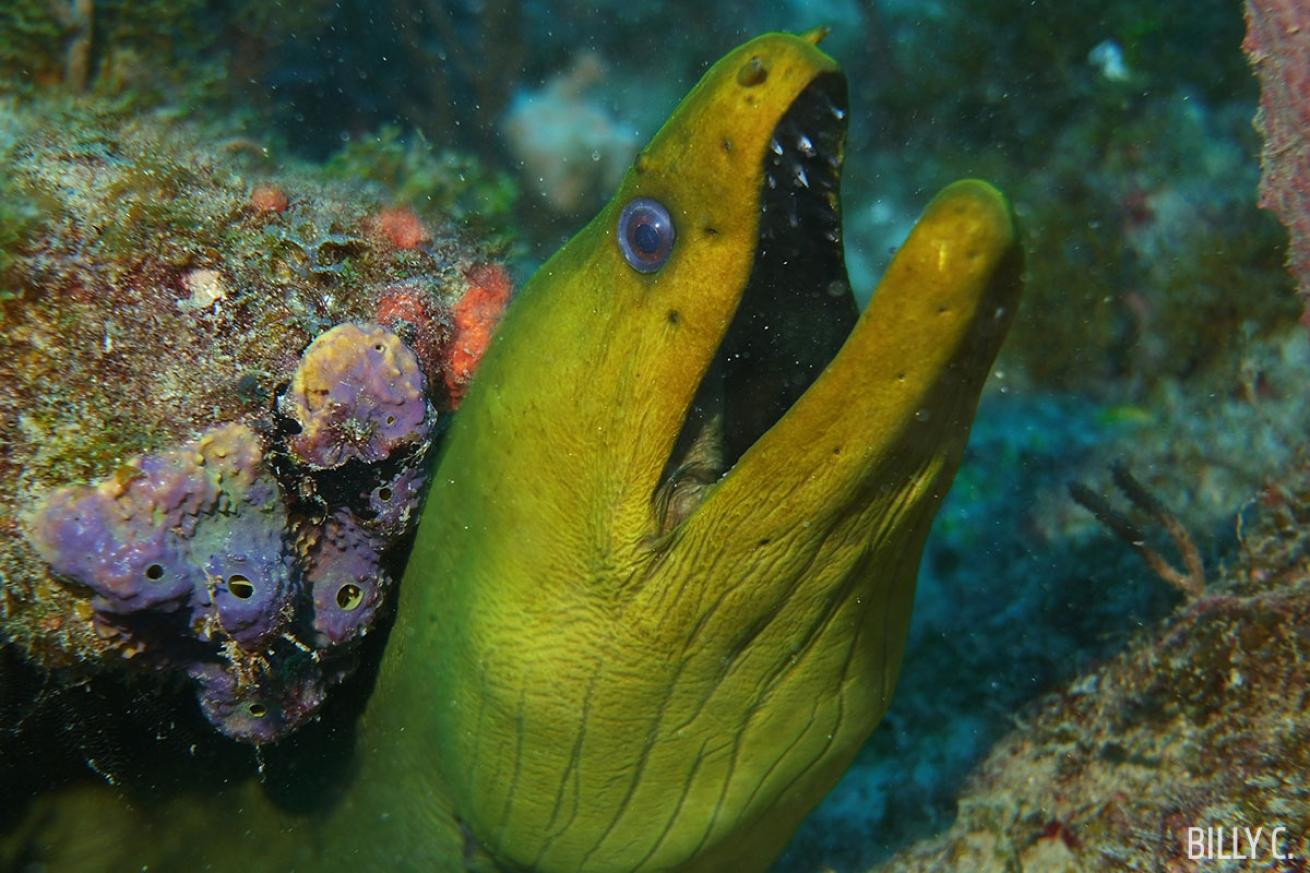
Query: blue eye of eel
618,196,676,272
8,31,1020,873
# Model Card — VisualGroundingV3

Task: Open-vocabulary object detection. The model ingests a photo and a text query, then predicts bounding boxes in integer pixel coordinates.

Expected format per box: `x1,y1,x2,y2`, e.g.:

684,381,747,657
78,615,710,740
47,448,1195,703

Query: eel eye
617,197,675,273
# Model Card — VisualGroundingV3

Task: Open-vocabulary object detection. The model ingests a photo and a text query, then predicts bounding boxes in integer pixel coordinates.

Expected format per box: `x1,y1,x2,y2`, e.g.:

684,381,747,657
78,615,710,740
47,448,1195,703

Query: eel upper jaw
655,71,855,533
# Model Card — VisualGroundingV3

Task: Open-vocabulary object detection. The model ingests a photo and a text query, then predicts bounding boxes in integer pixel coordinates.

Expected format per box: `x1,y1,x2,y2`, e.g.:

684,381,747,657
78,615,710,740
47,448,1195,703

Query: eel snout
620,180,1020,873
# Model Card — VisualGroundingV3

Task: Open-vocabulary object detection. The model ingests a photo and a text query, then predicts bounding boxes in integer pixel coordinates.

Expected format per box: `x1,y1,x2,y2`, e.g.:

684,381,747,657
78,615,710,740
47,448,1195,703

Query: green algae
0,1,65,92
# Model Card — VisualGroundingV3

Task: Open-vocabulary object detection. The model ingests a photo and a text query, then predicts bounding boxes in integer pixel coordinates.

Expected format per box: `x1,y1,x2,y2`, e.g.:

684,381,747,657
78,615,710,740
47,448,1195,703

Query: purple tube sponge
28,476,200,615
301,511,389,648
192,509,297,650
362,463,428,539
188,657,326,745
280,323,433,469
28,424,294,651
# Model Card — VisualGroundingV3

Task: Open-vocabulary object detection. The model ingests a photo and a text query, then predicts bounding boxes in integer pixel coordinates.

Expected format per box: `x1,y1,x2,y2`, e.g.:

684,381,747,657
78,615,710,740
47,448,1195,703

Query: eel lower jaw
655,71,855,534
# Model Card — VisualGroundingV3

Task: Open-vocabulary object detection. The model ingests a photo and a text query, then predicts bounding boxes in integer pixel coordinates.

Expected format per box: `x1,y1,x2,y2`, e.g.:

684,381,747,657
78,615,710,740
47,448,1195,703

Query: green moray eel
7,30,1020,873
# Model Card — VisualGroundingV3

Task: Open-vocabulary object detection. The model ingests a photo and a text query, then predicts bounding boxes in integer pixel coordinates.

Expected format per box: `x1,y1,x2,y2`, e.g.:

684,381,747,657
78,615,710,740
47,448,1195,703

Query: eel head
378,30,1021,873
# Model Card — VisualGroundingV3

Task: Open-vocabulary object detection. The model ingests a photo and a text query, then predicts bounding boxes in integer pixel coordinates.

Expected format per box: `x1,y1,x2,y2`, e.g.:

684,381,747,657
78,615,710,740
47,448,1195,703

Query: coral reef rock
0,98,510,744
870,460,1310,872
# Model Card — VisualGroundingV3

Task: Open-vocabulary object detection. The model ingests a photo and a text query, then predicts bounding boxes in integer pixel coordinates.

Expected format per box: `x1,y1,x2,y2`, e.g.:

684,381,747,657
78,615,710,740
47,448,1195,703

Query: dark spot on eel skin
667,309,680,325
758,538,771,546
736,56,769,87
721,137,733,153
832,446,841,455
702,226,720,237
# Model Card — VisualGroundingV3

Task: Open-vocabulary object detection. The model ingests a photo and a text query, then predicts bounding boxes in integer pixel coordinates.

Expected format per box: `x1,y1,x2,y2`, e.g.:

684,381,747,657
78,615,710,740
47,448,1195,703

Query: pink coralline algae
445,263,512,407
375,283,454,398
1244,0,1310,297
367,206,431,251
281,322,433,469
249,184,290,214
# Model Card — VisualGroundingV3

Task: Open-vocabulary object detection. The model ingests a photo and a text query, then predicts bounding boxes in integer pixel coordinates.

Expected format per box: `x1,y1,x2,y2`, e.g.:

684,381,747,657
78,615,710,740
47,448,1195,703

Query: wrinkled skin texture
4,32,1020,873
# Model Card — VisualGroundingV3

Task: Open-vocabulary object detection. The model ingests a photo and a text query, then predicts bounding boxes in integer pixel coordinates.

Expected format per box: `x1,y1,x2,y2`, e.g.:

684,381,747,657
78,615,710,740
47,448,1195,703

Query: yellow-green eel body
10,31,1021,873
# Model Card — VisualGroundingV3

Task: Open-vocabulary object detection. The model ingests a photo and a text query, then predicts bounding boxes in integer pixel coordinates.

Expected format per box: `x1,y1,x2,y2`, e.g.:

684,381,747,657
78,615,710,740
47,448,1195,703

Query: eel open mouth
656,72,855,532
